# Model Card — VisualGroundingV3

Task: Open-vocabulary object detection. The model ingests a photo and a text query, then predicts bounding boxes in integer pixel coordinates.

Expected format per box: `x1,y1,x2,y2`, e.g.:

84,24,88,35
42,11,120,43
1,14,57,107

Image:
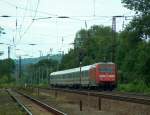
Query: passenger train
49,62,118,90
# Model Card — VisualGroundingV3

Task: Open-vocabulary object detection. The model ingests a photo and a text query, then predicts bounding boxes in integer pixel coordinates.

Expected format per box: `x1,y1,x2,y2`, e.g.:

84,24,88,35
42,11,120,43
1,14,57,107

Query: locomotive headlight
99,75,105,77
99,75,115,78
109,75,115,77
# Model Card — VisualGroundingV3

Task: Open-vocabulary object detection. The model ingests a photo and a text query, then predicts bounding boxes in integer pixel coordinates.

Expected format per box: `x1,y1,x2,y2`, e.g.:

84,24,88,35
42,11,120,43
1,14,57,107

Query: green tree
0,59,15,85
60,25,114,70
122,0,150,38
122,0,150,15
24,59,59,85
0,59,15,76
119,0,150,86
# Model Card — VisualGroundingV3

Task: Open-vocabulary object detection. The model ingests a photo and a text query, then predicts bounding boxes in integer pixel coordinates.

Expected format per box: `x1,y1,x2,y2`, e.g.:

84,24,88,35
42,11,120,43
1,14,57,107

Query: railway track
18,87,150,115
0,89,26,114
40,87,150,105
7,89,32,115
8,89,67,115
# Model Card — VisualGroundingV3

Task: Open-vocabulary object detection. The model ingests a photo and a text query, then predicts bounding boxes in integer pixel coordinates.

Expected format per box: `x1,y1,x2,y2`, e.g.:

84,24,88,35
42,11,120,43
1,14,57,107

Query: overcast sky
0,0,134,59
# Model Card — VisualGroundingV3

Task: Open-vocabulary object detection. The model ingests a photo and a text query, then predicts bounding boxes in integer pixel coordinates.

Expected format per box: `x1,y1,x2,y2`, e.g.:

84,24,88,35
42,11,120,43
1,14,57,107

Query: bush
117,81,150,94
0,75,16,88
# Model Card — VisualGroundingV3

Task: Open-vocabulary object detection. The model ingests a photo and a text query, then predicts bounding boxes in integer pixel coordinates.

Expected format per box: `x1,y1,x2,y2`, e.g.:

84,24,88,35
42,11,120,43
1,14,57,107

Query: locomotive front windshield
99,65,113,73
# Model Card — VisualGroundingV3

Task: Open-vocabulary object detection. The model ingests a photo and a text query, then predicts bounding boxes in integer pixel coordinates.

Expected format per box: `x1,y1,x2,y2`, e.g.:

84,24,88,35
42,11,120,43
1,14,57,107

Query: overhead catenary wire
0,0,136,19
16,0,40,45
0,0,136,59
31,15,134,23
0,0,42,51
0,0,57,16
18,0,29,40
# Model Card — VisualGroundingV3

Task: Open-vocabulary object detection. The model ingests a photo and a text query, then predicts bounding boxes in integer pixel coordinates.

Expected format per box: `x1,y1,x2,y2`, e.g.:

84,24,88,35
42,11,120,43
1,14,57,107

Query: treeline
0,59,15,86
23,59,58,86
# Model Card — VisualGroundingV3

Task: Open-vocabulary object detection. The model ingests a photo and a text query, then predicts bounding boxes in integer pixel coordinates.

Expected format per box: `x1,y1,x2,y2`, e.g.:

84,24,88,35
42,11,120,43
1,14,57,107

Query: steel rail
47,88,150,105
6,89,32,115
16,90,67,115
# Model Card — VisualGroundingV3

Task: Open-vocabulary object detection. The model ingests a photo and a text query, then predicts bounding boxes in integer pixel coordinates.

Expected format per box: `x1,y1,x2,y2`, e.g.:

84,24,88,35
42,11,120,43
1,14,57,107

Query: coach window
70,73,72,78
85,71,87,77
83,71,85,77
63,74,65,79
78,72,80,78
66,74,67,78
77,72,79,77
82,71,84,77
70,73,72,79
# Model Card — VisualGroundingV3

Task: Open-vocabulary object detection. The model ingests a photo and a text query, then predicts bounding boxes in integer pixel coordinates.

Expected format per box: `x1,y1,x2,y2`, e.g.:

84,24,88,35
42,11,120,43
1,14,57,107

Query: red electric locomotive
89,63,117,89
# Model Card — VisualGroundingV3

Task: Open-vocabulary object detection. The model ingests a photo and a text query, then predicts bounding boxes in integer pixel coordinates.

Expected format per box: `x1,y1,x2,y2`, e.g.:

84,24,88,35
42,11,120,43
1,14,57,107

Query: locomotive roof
50,62,114,76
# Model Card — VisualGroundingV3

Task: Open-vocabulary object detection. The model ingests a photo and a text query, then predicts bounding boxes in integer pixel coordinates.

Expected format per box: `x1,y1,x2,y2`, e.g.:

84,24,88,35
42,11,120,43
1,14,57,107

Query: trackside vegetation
0,59,16,88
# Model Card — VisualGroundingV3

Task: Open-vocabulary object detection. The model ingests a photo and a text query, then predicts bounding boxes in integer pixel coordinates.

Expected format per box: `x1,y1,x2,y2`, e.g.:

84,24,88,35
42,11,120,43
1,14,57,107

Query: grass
117,81,150,94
